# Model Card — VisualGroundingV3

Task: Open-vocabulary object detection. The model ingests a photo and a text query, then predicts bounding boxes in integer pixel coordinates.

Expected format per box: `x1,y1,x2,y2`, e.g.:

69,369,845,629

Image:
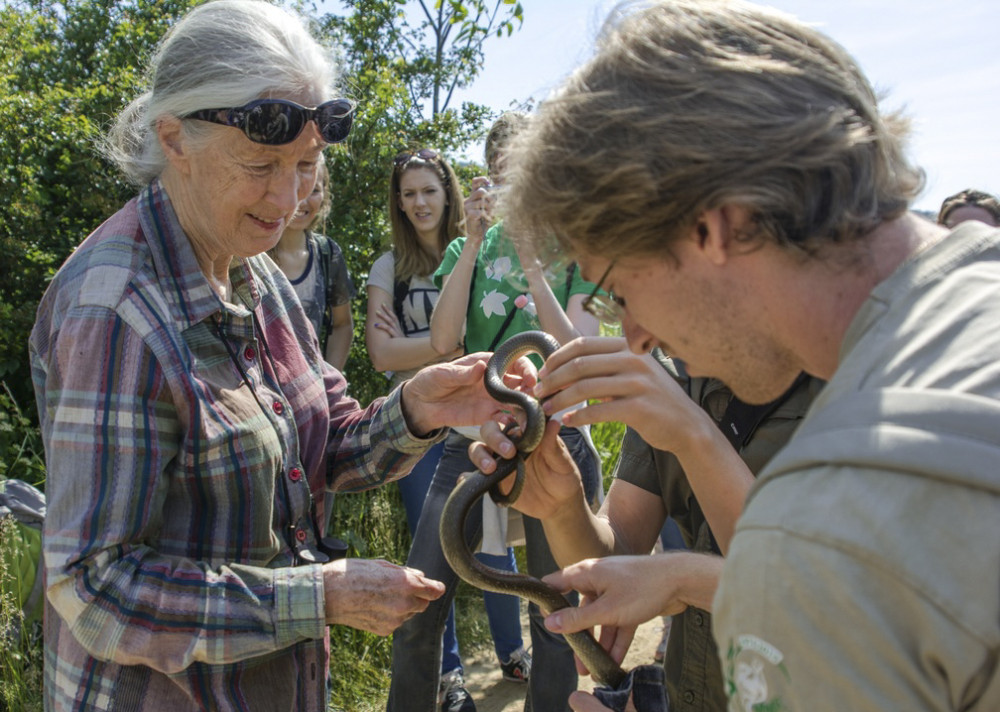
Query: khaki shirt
714,223,1000,711
615,368,822,711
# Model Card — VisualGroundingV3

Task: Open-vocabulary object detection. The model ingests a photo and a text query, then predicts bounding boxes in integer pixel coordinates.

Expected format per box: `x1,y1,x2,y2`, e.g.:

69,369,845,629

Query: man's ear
157,116,191,175
693,205,753,265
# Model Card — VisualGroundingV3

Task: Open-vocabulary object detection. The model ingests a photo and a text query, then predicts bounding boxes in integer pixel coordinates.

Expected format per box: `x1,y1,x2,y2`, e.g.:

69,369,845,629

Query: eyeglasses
185,98,354,146
582,261,627,323
394,148,439,167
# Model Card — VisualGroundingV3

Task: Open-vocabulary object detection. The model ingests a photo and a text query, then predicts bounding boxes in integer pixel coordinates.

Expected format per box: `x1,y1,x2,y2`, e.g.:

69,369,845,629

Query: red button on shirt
243,346,256,361
295,529,307,543
272,401,284,415
289,468,302,482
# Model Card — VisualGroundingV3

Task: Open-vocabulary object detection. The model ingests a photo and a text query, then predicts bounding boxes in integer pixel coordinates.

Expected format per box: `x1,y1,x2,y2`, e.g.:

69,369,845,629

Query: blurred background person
369,147,529,712
936,188,1000,228
387,111,603,712
270,160,356,371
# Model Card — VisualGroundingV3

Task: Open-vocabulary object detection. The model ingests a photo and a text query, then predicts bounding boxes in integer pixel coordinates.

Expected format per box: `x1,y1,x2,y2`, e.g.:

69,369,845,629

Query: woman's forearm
430,243,478,354
368,333,451,373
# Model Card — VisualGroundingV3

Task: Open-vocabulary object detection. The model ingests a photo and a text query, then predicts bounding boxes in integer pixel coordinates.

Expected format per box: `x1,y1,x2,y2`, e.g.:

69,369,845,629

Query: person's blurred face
398,166,447,244
943,205,1000,229
289,169,326,232
488,150,509,186
173,118,326,261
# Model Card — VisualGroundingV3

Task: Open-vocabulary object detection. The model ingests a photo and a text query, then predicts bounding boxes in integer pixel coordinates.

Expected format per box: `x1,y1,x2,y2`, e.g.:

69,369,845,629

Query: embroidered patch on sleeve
724,634,790,712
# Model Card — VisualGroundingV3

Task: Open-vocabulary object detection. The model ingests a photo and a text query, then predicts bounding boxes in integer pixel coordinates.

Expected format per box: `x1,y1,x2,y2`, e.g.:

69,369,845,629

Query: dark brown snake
440,330,627,689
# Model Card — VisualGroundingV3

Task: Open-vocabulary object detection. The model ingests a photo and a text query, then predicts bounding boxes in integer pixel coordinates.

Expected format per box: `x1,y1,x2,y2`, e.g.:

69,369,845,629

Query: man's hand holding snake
471,419,586,522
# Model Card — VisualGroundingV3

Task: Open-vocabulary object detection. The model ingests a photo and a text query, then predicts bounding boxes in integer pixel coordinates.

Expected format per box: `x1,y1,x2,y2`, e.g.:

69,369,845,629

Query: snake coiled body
440,330,627,689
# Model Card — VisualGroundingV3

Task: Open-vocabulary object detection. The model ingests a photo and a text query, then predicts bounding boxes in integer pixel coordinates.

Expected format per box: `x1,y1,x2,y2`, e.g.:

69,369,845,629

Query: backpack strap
393,276,412,336
564,262,576,304
486,262,578,353
313,233,336,350
487,307,521,353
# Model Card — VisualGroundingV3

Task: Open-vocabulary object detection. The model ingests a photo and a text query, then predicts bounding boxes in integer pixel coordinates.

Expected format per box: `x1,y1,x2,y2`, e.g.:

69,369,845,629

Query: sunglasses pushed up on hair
185,98,355,146
393,148,440,167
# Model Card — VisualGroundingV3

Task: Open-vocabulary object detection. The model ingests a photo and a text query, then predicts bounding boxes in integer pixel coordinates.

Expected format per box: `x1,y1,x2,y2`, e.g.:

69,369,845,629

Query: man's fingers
538,336,626,378
544,597,602,635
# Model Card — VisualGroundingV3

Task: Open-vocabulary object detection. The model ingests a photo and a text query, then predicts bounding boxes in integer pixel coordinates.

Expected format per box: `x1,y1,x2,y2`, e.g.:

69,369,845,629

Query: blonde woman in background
369,148,529,712
271,160,355,371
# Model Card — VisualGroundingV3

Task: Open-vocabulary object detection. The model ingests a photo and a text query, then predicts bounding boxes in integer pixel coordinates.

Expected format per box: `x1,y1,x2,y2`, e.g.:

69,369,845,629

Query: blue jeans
397,441,524,672
388,427,602,712
659,517,686,551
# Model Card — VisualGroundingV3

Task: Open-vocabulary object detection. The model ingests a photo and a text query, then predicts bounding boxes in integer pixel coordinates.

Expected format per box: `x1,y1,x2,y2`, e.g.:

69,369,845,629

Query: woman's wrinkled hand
322,558,445,636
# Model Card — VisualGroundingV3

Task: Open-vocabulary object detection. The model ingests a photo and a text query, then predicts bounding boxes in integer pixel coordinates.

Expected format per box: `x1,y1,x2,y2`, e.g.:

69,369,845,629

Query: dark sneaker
439,669,476,712
499,645,531,683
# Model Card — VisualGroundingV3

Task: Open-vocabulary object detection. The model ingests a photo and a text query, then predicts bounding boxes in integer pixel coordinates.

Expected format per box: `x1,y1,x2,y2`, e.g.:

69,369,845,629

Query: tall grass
0,384,46,711
0,516,44,712
326,484,411,709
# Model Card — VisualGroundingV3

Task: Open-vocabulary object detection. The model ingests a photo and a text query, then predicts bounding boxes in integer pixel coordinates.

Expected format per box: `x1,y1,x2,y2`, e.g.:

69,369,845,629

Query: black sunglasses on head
185,98,354,146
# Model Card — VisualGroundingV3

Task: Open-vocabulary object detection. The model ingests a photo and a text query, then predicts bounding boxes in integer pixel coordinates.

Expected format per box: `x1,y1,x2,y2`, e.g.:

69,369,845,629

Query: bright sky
450,0,1000,213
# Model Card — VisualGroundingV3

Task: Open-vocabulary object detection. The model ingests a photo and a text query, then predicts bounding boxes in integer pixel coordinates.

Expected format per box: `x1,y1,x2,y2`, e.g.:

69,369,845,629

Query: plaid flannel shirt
30,180,439,710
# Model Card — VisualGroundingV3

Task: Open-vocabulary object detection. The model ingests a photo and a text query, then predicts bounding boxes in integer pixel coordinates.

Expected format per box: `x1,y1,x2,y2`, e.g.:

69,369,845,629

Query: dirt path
460,613,666,712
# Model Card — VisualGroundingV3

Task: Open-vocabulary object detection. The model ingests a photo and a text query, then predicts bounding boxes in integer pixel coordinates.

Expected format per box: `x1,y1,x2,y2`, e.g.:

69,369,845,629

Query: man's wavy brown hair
503,0,924,262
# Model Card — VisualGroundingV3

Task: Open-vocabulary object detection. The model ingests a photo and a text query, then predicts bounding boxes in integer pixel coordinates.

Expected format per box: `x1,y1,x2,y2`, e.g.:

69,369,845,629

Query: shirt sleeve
714,479,992,712
432,236,467,289
323,370,445,493
613,426,665,496
366,251,395,293
33,307,327,674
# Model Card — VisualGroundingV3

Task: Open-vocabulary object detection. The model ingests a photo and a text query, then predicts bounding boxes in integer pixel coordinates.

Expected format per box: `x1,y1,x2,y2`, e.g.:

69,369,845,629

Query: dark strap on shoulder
718,372,809,451
314,234,335,348
487,306,521,353
564,262,576,304
487,262,577,353
393,276,411,336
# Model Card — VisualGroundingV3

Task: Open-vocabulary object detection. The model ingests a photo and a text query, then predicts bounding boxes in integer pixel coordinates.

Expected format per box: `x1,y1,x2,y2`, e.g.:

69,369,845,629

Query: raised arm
429,238,478,355
429,177,493,355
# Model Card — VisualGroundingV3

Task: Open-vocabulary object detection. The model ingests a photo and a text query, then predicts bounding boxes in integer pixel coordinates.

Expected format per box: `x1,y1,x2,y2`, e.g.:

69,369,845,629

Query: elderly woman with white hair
29,1,520,708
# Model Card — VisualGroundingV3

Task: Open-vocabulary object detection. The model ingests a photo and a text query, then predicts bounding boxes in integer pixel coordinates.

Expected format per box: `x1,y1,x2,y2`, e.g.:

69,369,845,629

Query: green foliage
0,0,200,420
328,0,522,119
314,0,503,406
324,485,410,706
0,384,45,487
591,420,626,491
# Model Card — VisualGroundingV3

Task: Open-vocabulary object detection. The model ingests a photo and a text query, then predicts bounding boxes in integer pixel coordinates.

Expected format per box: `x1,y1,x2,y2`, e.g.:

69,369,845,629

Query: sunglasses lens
317,100,354,144
245,102,303,145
